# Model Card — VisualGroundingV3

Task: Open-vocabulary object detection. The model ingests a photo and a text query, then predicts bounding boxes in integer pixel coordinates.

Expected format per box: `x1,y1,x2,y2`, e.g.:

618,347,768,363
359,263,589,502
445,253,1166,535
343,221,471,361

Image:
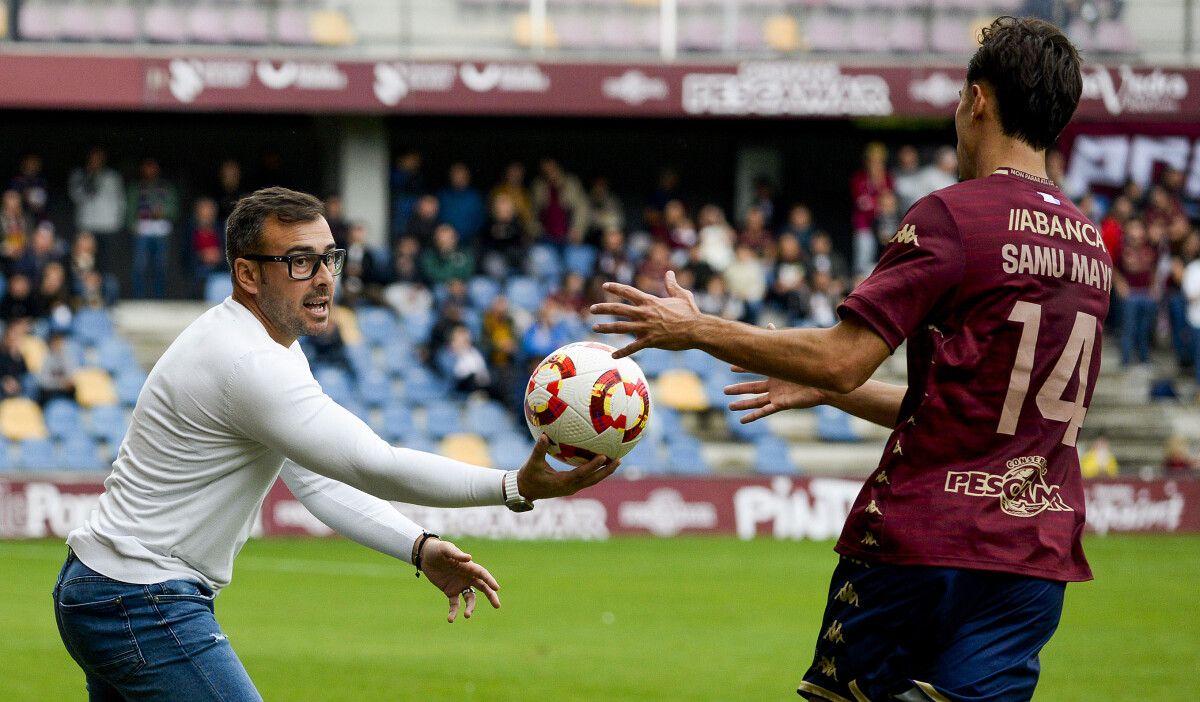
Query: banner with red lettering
2,476,1196,540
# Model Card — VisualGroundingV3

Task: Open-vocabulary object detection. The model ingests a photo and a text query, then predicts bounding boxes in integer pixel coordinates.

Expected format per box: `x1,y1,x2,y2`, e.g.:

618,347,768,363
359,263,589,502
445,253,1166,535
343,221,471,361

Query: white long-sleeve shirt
68,297,505,591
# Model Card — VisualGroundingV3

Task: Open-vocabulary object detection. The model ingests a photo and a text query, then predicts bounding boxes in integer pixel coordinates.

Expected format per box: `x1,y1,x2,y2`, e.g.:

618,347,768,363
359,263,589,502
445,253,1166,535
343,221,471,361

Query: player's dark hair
225,187,324,269
966,16,1082,152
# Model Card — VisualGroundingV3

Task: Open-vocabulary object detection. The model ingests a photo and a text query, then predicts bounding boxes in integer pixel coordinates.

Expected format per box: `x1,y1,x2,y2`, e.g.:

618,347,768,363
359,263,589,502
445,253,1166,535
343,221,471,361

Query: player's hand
418,537,501,623
516,434,621,501
723,323,828,423
590,271,703,359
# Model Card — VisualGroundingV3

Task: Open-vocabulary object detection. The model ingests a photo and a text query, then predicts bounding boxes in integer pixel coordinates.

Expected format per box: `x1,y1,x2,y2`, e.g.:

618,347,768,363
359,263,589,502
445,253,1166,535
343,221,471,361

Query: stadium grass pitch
3,535,1197,700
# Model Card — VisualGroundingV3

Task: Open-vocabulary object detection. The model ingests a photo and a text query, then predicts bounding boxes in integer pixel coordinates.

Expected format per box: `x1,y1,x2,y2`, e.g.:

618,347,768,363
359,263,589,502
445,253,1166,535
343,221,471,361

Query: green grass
3,536,1198,700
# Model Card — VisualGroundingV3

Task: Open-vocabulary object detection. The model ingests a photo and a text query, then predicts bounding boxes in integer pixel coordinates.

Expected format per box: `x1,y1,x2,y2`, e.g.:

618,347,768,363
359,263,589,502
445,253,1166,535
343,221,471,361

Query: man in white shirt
1183,237,1200,399
54,187,619,701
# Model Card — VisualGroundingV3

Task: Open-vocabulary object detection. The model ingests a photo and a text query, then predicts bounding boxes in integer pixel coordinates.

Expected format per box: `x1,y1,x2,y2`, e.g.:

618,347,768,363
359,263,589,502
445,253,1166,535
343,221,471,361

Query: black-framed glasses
242,249,346,280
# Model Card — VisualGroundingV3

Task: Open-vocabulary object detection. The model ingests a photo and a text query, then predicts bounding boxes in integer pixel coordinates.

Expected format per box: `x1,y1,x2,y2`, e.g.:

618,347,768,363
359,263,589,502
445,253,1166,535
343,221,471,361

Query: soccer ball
523,341,651,465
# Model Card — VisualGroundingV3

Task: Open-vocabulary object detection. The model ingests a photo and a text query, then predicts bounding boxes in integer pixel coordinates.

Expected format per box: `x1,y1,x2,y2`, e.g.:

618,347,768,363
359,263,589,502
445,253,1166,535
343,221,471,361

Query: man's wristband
413,531,438,578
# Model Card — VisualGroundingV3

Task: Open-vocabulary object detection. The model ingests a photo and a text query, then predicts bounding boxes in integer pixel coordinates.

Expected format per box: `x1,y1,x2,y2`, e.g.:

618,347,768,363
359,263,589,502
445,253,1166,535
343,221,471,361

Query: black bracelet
413,532,439,578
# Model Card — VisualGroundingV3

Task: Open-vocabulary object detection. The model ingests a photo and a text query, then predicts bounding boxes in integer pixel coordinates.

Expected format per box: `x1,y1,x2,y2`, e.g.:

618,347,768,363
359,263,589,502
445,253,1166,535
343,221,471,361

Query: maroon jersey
836,169,1111,582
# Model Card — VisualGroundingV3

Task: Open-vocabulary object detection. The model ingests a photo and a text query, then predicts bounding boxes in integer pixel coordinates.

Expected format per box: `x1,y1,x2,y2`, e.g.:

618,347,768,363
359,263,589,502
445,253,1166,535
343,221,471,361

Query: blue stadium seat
72,309,113,345
488,433,533,469
376,401,414,442
344,343,375,379
463,400,511,439
313,366,354,406
726,407,771,441
89,405,129,447
399,309,435,344
114,370,147,407
505,276,543,313
680,348,719,375
398,430,435,454
205,273,233,304
382,338,417,377
621,438,662,474
423,400,462,440
356,367,393,407
528,244,563,284
19,438,58,471
44,399,84,440
62,435,103,471
401,366,450,404
632,347,674,378
96,338,139,375
667,437,710,475
339,398,370,423
754,435,798,475
467,276,501,310
356,306,398,348
564,245,598,278
816,405,860,442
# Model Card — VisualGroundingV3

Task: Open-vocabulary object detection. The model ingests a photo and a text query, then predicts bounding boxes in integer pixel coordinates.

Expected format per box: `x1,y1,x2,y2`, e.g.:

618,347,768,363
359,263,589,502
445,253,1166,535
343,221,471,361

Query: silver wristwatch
503,470,534,512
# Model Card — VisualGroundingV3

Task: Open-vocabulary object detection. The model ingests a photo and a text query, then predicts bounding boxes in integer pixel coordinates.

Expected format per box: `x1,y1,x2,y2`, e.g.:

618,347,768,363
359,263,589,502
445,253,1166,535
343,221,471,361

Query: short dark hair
225,187,324,269
966,16,1082,152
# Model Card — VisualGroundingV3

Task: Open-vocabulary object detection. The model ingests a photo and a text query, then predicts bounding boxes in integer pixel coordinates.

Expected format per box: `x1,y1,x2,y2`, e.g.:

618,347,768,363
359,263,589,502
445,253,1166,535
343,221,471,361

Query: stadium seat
816,405,860,442
667,437,710,475
75,368,118,408
58,1,98,41
115,370,147,407
467,276,501,311
187,4,228,43
439,432,490,466
753,435,797,474
726,407,770,441
18,333,47,374
339,398,370,423
17,0,60,41
331,306,363,346
144,2,189,43
397,430,435,454
205,273,234,305
0,398,48,441
62,435,103,471
505,276,544,313
89,405,129,448
97,338,138,375
44,399,83,440
72,309,113,345
680,17,722,52
356,306,397,348
356,367,393,407
401,365,449,403
399,309,435,344
313,366,355,406
488,433,533,468
382,338,417,377
563,245,597,278
376,401,414,442
309,7,355,46
18,438,57,471
99,2,141,42
275,5,313,44
423,400,462,440
621,438,662,473
464,399,512,439
654,369,710,412
227,4,270,44
344,343,375,379
631,347,673,378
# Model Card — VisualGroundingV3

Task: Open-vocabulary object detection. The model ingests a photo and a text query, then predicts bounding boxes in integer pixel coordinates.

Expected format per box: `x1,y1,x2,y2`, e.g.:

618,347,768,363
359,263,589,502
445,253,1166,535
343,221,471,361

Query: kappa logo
888,223,919,247
945,456,1074,518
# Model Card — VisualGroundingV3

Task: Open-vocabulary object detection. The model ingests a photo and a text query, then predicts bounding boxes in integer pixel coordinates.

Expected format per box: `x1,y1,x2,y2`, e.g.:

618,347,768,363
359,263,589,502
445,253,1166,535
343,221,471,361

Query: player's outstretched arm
726,373,907,429
415,537,502,623
516,434,620,501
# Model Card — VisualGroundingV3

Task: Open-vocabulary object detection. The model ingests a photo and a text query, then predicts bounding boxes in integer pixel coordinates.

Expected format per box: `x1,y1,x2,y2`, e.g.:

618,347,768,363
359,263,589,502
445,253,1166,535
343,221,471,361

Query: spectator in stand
213,159,246,226
1,188,33,269
1165,215,1196,371
892,145,925,213
126,158,178,299
738,205,774,252
0,319,29,398
438,163,486,246
481,294,519,405
550,272,588,317
383,237,433,318
188,197,225,298
850,142,893,275
595,227,635,285
309,314,350,375
1100,195,1131,262
69,146,125,278
490,162,533,234
520,300,571,368
808,231,850,283
532,158,587,246
406,194,441,248
14,220,67,286
10,153,49,220
0,274,42,322
723,243,767,323
1079,435,1118,478
390,150,424,242
1115,219,1159,367
918,146,959,197
1163,435,1198,476
636,241,672,297
807,270,843,328
1160,167,1188,214
40,261,74,333
478,191,528,279
663,199,698,257
648,168,682,218
872,190,902,267
1045,149,1070,195
1143,185,1181,231
585,176,624,243
38,330,77,406
769,233,809,322
341,222,384,308
70,232,117,308
681,243,717,294
781,204,818,256
440,324,491,396
695,274,744,321
697,204,735,273
324,194,350,249
1183,232,1200,398
419,223,474,286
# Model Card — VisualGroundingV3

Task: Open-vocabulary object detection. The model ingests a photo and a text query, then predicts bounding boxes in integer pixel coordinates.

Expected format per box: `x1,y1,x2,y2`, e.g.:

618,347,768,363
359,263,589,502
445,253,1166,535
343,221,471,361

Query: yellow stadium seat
75,368,118,408
332,305,363,346
0,397,48,440
19,334,47,374
653,369,710,412
310,9,355,46
765,15,801,53
512,13,559,49
440,433,491,467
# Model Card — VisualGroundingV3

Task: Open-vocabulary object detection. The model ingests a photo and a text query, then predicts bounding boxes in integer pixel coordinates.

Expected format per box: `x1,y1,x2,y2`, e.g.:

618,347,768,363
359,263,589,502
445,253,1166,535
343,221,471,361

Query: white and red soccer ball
523,342,651,465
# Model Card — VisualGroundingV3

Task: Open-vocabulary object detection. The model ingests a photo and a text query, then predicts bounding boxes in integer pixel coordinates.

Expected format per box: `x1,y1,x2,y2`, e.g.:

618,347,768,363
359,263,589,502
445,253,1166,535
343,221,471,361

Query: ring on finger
461,587,475,596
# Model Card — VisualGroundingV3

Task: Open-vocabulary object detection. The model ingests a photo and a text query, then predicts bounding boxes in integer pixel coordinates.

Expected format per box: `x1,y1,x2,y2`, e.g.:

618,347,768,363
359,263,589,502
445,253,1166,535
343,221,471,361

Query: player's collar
992,167,1057,187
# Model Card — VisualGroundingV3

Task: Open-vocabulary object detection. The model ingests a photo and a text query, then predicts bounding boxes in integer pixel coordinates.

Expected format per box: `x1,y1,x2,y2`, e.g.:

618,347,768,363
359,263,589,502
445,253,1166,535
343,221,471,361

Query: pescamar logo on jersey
888,223,919,247
944,456,1073,518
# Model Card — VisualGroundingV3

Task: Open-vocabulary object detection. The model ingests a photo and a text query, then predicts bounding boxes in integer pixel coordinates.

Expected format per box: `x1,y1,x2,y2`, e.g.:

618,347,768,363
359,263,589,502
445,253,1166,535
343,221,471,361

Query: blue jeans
1120,292,1157,365
1166,290,1195,367
133,235,168,299
1194,323,1200,386
53,550,262,701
